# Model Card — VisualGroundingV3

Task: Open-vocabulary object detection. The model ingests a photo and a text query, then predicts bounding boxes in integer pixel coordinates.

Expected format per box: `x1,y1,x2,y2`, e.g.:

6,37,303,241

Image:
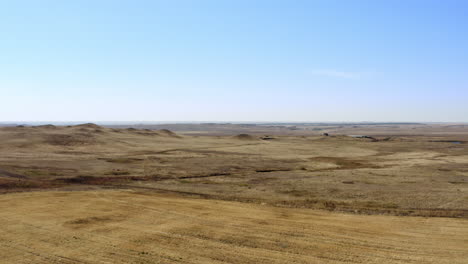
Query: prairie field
0,123,467,263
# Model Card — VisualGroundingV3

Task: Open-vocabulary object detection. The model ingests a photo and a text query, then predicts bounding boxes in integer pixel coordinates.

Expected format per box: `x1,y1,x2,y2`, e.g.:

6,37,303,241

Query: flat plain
0,123,467,263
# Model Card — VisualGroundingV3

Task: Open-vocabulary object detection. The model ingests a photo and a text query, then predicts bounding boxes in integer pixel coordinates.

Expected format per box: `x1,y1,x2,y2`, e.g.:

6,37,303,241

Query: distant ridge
157,129,180,138
74,123,103,129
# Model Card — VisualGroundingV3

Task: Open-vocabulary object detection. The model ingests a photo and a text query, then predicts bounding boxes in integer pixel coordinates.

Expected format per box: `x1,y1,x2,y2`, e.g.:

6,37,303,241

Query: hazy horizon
0,121,465,126
2,1,467,122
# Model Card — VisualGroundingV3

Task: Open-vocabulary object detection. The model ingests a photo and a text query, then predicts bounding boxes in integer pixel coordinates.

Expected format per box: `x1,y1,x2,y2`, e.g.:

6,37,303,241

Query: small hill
71,123,105,134
74,123,103,129
35,124,57,129
157,129,180,138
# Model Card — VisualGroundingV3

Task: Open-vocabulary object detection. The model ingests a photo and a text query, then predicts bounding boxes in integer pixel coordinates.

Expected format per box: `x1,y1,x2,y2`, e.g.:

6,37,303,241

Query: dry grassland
0,124,467,263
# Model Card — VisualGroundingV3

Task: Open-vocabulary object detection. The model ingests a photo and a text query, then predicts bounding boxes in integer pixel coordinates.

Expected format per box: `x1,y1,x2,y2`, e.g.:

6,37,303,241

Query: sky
1,0,467,122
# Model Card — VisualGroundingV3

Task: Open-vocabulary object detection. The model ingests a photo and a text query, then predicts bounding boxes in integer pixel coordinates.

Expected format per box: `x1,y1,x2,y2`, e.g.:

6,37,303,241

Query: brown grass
0,124,467,262
0,190,466,263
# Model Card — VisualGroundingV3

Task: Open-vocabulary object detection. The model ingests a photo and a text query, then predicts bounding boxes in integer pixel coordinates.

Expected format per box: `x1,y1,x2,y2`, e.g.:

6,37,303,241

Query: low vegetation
0,123,467,263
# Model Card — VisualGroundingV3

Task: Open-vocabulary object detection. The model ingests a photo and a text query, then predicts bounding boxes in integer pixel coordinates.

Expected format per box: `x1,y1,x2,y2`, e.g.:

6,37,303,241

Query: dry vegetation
0,123,467,263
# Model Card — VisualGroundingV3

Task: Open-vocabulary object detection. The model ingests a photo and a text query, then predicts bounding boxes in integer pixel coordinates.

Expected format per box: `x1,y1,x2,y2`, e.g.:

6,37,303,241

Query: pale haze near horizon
1,0,467,122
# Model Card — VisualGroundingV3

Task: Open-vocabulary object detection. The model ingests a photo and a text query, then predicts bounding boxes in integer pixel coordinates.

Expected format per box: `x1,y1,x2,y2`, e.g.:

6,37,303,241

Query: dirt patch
65,214,127,228
233,134,256,140
342,181,355,184
98,157,144,163
310,156,381,170
60,175,150,185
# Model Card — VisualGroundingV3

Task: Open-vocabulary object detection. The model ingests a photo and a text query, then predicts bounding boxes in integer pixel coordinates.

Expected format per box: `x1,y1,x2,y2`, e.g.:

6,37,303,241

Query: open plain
0,123,467,263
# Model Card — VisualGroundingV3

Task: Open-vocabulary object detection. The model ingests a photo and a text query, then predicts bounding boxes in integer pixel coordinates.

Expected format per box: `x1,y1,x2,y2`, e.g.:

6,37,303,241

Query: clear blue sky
1,0,467,122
